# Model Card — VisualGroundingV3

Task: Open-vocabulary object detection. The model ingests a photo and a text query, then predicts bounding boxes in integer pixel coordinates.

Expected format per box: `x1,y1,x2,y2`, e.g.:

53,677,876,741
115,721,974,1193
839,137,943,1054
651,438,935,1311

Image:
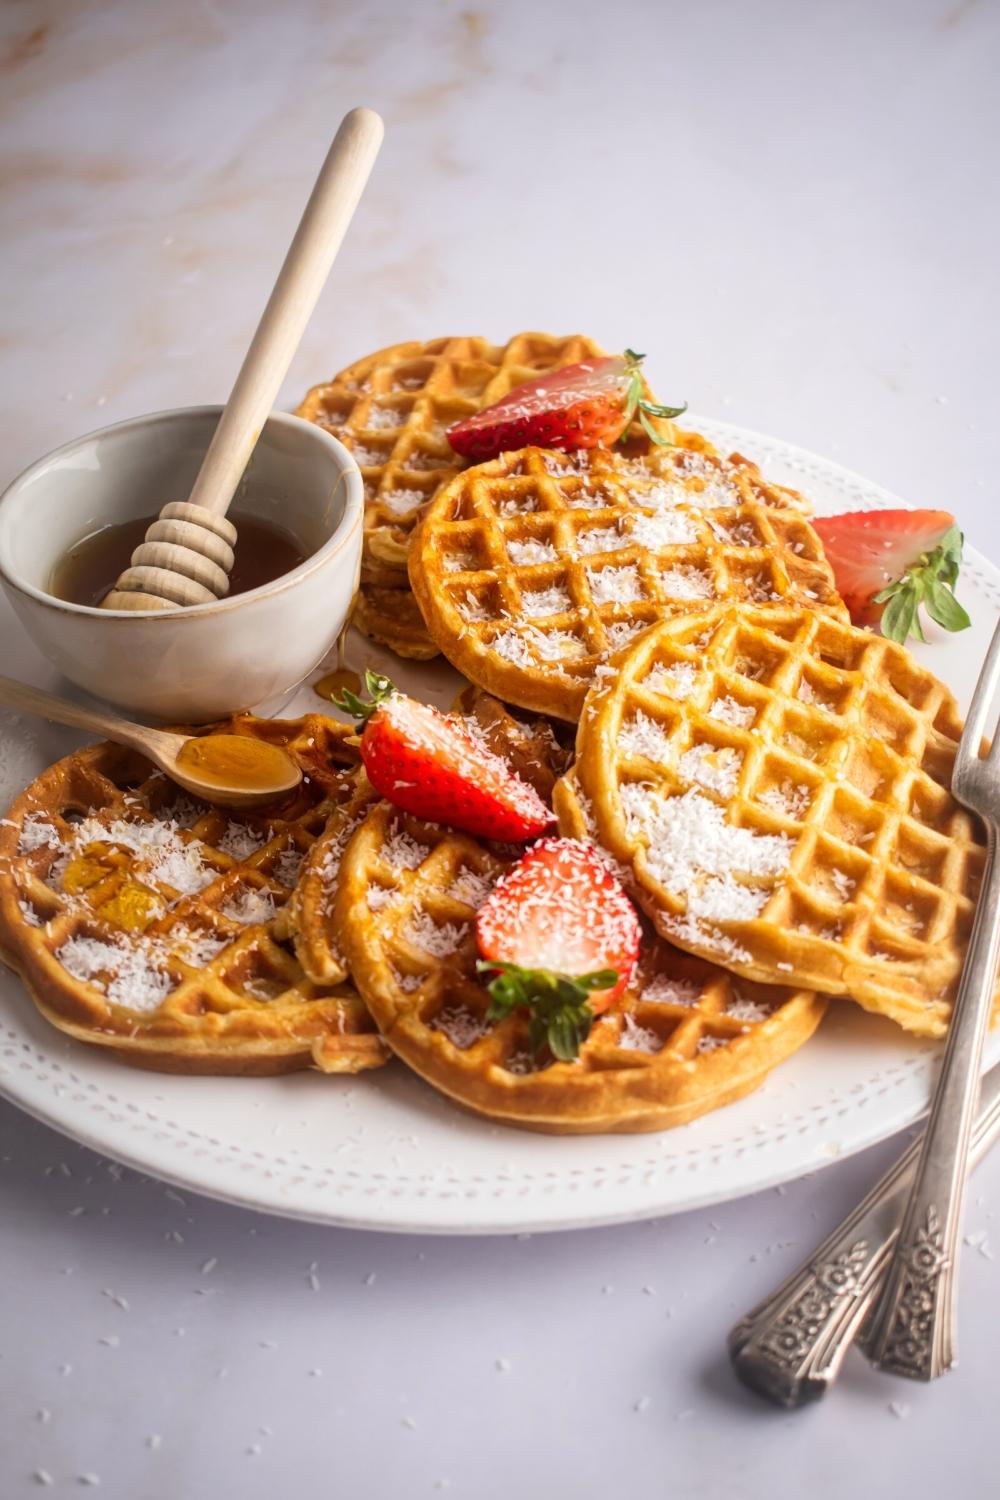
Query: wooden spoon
102,106,384,612
0,676,302,808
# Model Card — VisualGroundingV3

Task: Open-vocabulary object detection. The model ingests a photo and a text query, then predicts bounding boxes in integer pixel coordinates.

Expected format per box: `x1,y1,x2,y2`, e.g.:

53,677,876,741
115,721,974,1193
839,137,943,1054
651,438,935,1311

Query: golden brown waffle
408,444,844,721
0,716,389,1074
352,582,440,661
297,334,609,578
573,605,993,1037
332,799,825,1133
297,333,698,659
287,691,569,985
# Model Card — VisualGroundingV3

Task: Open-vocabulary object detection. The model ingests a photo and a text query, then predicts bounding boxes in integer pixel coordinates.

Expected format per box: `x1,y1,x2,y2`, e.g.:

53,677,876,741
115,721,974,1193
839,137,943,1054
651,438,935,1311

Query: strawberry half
334,672,553,842
446,350,686,463
813,508,971,645
476,837,642,1061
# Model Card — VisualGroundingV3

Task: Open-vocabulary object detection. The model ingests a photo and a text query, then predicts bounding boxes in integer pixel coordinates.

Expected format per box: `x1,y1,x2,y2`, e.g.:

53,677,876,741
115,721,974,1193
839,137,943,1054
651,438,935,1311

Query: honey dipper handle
0,674,154,747
184,107,384,519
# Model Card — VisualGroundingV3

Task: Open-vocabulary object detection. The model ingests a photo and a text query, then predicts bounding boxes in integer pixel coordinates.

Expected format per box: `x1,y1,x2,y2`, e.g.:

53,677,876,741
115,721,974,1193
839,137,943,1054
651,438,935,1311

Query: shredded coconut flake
707,696,755,729
56,935,174,1012
630,510,699,548
508,538,558,565
618,1015,662,1053
590,565,644,605
17,814,61,853
522,584,572,618
432,1005,490,1049
448,867,496,909
218,823,266,860
658,566,714,600
405,910,468,958
641,974,701,1006
620,712,675,764
677,744,743,797
380,487,424,516
646,662,698,700
576,526,628,556
221,888,276,926
383,825,430,871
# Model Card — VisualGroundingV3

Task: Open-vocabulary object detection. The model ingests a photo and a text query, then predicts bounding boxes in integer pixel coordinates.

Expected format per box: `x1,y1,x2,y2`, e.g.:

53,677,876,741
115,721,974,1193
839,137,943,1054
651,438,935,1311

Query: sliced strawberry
446,350,686,463
476,837,642,1060
334,672,553,841
813,509,971,644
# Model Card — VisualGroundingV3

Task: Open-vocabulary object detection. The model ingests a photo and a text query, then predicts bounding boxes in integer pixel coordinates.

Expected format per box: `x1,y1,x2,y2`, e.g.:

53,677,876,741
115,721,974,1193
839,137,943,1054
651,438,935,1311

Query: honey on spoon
0,676,302,808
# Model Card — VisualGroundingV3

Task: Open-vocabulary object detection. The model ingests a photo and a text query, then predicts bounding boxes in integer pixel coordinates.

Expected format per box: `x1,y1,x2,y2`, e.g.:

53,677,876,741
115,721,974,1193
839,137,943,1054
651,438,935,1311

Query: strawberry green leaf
476,959,616,1061
872,524,970,645
332,669,396,723
925,578,972,633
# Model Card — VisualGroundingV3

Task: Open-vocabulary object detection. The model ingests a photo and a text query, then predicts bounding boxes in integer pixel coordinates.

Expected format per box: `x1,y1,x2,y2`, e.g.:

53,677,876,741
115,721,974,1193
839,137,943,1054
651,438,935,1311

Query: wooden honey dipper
102,106,384,612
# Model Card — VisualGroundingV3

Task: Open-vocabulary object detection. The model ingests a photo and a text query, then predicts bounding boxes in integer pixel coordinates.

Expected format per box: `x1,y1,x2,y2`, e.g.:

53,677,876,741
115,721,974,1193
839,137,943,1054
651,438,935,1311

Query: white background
1,0,998,1494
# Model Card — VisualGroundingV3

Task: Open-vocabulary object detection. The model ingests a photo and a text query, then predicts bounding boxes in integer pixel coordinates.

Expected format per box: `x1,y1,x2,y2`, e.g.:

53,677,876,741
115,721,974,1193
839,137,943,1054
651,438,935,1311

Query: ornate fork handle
729,1060,1000,1407
861,832,1000,1379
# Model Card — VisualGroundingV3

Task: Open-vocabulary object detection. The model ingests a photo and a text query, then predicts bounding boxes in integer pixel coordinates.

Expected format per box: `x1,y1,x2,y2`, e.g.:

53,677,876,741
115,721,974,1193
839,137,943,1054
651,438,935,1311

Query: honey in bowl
174,735,300,795
50,511,306,608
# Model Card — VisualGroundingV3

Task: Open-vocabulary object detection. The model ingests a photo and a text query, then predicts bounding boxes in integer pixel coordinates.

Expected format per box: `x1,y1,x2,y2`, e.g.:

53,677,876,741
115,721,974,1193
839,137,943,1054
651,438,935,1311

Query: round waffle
332,799,825,1133
408,444,845,721
0,715,389,1074
297,333,697,659
286,690,570,986
573,605,993,1037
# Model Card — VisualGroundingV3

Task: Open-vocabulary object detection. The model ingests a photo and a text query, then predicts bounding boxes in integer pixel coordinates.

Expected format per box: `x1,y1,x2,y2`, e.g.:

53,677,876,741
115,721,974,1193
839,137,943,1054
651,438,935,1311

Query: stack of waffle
1,334,989,1134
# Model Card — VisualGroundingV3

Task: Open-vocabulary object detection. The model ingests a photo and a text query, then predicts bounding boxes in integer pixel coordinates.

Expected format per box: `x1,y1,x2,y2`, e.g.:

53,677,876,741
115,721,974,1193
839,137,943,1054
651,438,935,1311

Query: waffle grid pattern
408,445,842,720
0,721,388,1074
575,606,990,1035
333,800,824,1132
298,334,611,658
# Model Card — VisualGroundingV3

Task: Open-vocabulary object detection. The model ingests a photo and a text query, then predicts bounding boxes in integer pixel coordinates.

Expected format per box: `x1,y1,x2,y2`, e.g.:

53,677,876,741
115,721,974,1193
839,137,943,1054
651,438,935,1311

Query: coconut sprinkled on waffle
431,1005,490,1049
617,1015,663,1053
405,910,469,958
56,934,174,1012
621,785,791,898
640,974,701,1006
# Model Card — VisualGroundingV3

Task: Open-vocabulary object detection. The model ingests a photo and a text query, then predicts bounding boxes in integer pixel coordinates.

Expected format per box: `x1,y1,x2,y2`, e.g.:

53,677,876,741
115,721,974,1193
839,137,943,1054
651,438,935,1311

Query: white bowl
0,407,363,722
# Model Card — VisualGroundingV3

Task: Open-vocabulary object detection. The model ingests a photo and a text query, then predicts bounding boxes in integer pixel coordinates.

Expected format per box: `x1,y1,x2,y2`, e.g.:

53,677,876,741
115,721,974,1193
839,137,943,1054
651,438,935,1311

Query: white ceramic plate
2,417,998,1235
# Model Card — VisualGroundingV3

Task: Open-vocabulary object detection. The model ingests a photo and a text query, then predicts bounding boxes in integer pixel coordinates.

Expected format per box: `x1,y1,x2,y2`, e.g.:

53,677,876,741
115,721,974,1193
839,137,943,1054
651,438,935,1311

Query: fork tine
960,618,1000,767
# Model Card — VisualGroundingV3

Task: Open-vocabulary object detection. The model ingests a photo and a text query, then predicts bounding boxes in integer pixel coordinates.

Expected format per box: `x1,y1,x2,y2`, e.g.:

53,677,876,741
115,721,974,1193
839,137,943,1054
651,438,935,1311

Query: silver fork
728,616,1000,1401
728,1060,1000,1406
861,617,1000,1379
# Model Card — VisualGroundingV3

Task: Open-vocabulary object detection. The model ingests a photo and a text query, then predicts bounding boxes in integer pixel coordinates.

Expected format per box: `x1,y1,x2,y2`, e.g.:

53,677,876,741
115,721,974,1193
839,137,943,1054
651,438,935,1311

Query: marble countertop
2,0,998,1494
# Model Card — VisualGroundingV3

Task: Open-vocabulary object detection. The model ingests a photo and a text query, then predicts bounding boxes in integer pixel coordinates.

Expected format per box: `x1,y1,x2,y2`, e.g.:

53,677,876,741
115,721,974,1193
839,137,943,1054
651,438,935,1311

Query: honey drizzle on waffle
331,798,824,1133
573,605,993,1037
408,444,844,721
0,717,389,1075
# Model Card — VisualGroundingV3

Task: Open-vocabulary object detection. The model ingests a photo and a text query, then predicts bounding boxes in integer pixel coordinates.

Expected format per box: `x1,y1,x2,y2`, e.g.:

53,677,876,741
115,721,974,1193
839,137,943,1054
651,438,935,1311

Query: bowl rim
0,406,363,619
